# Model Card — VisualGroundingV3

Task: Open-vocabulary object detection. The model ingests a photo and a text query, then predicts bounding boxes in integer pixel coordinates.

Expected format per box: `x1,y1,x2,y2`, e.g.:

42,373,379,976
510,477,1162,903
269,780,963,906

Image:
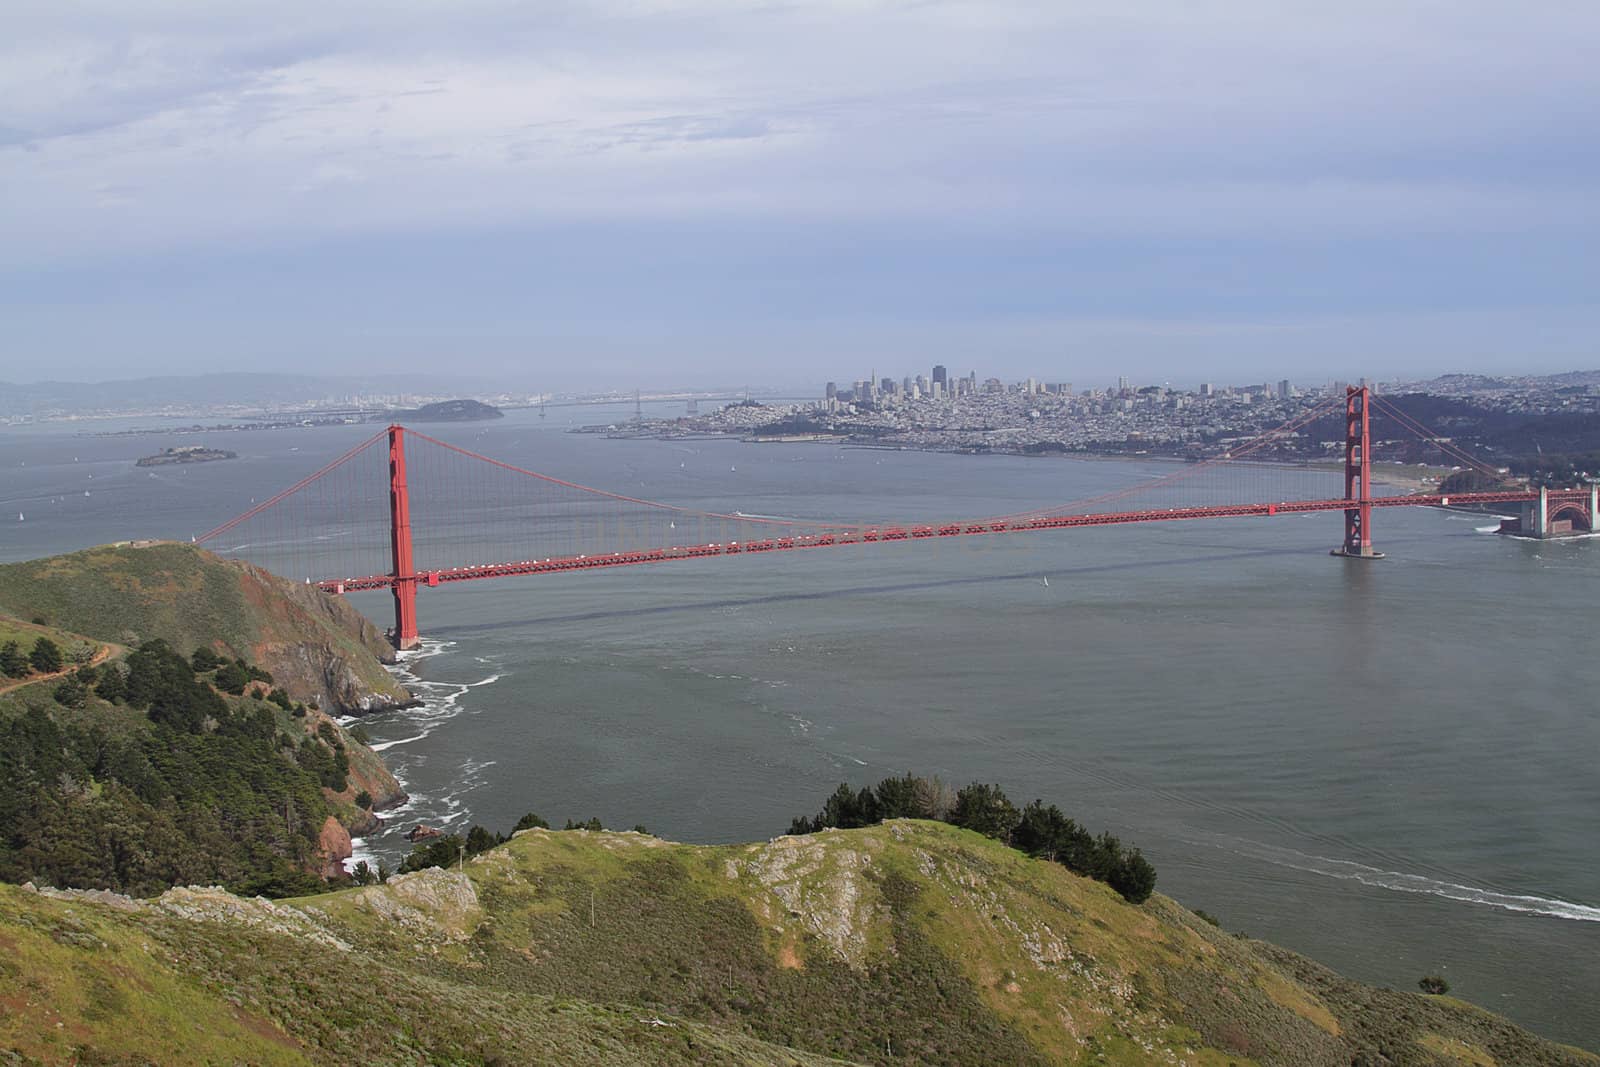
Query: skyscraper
932,365,948,388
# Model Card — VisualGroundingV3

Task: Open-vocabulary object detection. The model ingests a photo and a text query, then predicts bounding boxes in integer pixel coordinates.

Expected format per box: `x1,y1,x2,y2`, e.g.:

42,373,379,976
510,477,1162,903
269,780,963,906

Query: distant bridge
196,387,1590,648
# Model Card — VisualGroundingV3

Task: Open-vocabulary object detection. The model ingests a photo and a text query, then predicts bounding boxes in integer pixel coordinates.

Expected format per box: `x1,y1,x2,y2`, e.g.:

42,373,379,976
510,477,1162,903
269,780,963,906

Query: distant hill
3,821,1594,1065
0,542,411,715
394,397,504,421
0,543,418,895
0,372,507,417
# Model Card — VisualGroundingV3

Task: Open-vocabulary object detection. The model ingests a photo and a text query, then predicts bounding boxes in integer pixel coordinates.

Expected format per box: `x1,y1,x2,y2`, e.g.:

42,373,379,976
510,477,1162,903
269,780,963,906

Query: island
391,398,504,422
135,445,238,467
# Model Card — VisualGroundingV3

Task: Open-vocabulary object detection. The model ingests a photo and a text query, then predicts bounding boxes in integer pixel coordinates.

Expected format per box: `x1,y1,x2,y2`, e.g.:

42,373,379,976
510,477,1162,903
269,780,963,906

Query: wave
342,640,504,870
1219,838,1600,922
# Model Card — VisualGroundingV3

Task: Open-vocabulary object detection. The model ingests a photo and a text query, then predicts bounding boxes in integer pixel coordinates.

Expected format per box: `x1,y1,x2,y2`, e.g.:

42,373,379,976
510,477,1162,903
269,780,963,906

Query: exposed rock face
734,831,882,968
317,816,352,881
239,566,414,715
353,868,481,942
153,885,351,950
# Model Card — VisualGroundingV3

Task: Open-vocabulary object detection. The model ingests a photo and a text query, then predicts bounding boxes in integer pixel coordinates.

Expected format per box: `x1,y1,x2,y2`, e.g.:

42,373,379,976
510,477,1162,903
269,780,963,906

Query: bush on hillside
1418,975,1450,995
788,774,1159,905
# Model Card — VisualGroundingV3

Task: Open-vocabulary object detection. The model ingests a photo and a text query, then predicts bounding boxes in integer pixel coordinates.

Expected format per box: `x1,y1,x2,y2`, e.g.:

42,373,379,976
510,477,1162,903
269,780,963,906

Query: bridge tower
387,425,421,649
1332,385,1383,559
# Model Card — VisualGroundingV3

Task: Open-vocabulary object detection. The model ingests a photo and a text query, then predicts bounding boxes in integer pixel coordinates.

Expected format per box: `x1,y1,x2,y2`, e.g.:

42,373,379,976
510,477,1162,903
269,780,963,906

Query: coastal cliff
0,541,412,716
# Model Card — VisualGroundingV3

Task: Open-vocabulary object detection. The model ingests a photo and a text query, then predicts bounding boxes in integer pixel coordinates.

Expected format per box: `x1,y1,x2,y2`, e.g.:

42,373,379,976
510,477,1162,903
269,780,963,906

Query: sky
2,0,1597,390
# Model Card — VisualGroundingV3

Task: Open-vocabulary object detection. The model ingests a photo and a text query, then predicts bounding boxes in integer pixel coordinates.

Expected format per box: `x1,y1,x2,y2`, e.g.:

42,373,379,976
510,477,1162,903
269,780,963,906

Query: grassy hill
0,542,410,714
3,821,1593,1066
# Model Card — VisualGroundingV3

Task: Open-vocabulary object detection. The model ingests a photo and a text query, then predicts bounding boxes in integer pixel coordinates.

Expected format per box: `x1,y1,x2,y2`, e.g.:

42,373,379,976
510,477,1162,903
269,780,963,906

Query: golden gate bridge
194,387,1595,649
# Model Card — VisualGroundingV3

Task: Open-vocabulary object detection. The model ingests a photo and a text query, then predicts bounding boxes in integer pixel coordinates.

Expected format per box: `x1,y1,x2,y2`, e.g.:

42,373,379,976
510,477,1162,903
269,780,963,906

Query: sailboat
16,512,22,522
1041,576,1049,588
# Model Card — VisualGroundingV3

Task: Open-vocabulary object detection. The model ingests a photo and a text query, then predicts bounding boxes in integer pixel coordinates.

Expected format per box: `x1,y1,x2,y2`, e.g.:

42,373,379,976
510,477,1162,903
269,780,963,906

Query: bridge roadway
316,488,1562,594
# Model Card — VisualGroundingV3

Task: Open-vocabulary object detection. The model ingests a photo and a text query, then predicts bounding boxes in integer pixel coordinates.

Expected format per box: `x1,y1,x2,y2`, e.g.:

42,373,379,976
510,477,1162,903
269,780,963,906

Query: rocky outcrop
259,637,413,715
351,868,480,942
316,816,352,881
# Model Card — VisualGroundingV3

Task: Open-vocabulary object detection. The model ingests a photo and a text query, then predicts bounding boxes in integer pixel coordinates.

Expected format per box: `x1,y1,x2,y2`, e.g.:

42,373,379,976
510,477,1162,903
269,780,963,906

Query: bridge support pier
388,425,421,650
1332,385,1384,559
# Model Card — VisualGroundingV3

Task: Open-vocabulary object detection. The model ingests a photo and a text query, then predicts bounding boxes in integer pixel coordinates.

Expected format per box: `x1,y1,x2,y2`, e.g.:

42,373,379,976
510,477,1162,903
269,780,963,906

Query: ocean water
2,406,1597,1050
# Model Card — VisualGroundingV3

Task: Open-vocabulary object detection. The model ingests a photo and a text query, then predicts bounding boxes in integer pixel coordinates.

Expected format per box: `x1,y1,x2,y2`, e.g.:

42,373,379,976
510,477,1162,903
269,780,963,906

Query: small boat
730,465,737,472
16,512,22,522
83,490,90,497
1041,576,1050,588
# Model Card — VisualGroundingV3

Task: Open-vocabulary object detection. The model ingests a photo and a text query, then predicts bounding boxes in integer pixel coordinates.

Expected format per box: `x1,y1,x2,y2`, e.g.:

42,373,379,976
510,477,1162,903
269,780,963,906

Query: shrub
355,790,373,810
53,676,89,708
348,724,372,745
1418,975,1450,995
190,647,223,672
512,812,550,832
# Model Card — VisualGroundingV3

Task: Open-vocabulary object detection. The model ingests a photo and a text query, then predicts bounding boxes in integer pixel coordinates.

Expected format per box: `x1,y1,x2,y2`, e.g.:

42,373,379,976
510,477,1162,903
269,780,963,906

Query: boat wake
1216,836,1600,922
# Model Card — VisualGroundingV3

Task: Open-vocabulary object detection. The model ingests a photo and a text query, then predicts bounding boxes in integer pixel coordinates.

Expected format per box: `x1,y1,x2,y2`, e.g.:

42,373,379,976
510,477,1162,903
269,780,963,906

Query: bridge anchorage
194,384,1583,650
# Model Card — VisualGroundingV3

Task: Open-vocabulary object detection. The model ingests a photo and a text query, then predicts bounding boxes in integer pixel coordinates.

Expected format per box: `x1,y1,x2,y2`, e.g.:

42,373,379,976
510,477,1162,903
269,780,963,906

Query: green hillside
3,822,1593,1066
0,542,410,714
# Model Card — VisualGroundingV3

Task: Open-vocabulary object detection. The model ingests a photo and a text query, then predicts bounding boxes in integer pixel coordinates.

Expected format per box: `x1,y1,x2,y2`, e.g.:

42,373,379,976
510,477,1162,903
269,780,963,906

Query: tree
94,664,127,704
350,860,377,886
512,812,550,832
29,636,64,674
355,790,373,810
190,647,223,672
873,772,937,819
464,825,503,855
950,782,1020,841
0,641,29,678
213,661,250,695
1106,849,1157,904
1012,800,1088,862
1418,975,1450,995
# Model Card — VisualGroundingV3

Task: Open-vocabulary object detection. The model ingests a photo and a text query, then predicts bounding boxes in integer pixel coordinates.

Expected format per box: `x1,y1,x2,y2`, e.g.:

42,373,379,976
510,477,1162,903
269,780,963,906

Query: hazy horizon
3,2,1597,388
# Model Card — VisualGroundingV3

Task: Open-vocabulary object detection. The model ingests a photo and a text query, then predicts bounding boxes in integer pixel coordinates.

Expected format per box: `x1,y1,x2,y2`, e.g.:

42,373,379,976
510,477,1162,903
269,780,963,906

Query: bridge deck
316,489,1555,593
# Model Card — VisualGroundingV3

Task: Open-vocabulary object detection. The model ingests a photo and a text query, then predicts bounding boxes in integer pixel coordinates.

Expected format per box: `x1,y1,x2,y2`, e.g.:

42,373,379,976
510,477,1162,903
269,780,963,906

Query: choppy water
2,406,1597,1050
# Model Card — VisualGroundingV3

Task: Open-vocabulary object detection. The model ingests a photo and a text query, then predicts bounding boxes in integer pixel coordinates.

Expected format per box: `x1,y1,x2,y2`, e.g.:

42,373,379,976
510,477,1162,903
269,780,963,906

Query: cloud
0,1,1597,380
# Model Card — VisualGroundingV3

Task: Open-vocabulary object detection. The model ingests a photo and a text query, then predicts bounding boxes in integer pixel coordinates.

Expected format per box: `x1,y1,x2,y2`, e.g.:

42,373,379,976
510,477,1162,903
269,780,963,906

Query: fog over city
3,1,1598,388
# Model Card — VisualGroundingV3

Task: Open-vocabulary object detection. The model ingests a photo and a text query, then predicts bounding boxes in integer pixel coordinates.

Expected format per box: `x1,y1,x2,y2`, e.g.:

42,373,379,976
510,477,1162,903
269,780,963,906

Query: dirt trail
0,643,117,697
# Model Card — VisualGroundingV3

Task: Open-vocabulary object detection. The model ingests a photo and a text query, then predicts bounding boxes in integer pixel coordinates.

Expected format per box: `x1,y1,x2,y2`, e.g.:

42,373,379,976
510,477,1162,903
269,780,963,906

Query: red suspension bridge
195,387,1595,649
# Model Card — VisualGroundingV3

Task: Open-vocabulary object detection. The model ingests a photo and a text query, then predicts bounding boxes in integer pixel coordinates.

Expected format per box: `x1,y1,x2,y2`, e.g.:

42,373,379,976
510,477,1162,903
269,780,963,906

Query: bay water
2,406,1596,1049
